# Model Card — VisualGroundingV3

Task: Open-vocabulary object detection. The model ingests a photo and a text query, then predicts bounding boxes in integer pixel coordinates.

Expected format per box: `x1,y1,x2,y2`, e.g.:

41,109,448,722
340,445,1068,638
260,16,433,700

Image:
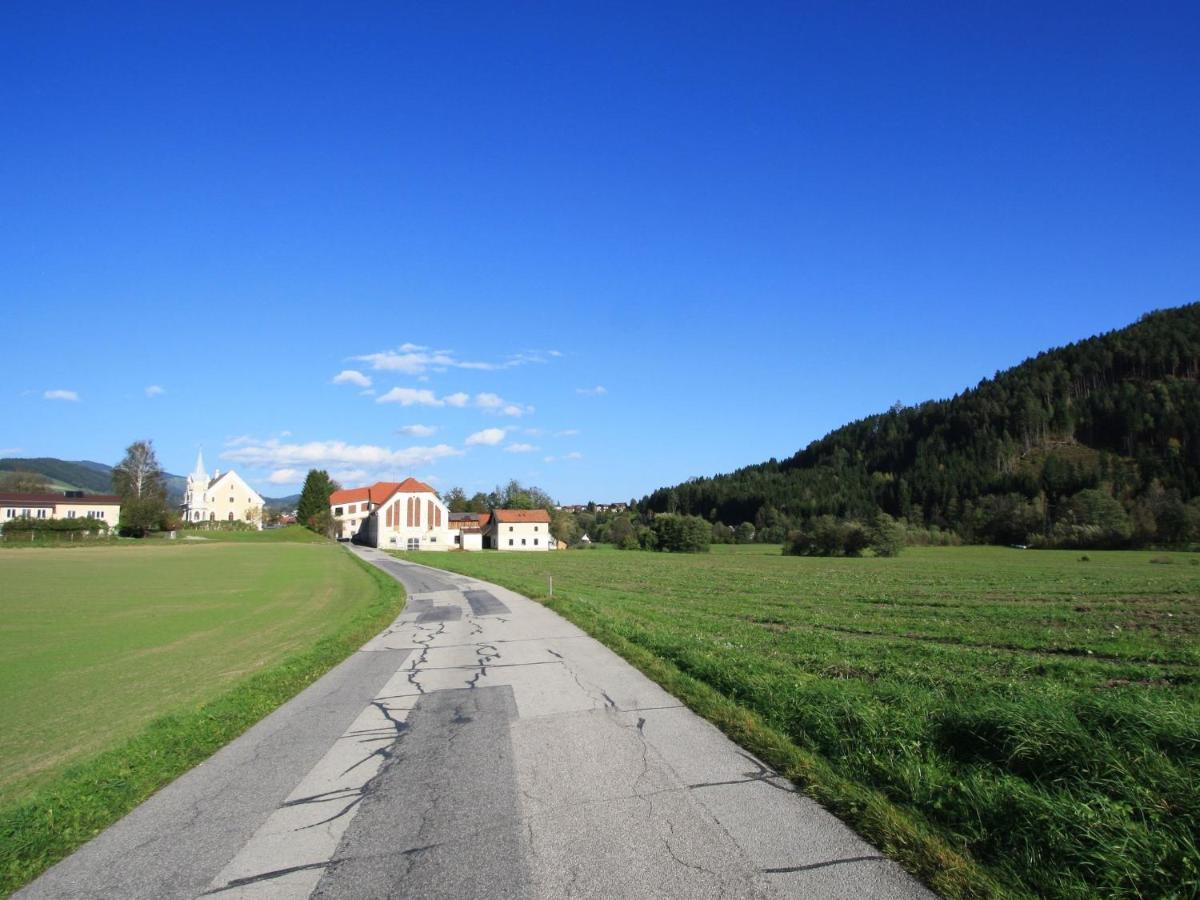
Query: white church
181,451,266,529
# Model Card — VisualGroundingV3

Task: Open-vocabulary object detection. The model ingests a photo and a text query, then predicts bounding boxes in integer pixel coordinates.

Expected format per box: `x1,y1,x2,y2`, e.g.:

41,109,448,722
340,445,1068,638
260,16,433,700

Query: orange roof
330,478,437,508
493,508,551,524
329,486,369,505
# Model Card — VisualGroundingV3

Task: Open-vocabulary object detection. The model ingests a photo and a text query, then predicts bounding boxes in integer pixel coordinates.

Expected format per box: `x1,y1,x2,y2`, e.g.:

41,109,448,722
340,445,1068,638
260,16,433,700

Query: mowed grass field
399,544,1200,899
0,534,403,894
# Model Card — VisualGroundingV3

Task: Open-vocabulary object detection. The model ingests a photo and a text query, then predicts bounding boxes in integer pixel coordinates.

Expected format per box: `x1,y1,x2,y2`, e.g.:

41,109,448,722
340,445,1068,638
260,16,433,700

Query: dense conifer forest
642,303,1200,548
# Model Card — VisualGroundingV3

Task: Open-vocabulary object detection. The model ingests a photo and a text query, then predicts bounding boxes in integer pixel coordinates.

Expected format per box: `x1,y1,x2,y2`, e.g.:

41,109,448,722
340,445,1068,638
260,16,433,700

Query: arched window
228,512,234,521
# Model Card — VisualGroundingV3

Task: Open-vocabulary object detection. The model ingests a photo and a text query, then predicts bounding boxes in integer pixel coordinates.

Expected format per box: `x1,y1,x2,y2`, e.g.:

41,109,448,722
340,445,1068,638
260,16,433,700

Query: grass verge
0,550,403,897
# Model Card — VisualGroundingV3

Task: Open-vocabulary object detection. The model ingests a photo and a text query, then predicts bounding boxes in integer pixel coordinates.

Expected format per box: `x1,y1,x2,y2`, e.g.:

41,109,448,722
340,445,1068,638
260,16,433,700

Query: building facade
180,451,265,528
488,509,554,550
331,478,454,550
1,491,122,527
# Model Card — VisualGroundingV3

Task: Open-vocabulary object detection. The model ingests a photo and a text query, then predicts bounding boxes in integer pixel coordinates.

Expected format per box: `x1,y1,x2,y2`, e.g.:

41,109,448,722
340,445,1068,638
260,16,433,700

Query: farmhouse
330,478,454,550
448,511,490,551
180,451,265,528
488,508,554,551
1,491,121,527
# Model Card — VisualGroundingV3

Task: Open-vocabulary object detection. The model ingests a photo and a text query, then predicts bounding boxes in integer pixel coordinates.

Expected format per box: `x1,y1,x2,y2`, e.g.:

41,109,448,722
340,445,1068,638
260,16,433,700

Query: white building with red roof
487,508,554,551
329,477,453,550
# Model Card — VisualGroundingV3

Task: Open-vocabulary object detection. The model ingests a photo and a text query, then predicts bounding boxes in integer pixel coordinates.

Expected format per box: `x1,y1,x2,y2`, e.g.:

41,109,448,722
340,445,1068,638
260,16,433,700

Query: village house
448,511,490,551
180,451,265,528
1,490,122,527
487,508,554,551
330,478,454,550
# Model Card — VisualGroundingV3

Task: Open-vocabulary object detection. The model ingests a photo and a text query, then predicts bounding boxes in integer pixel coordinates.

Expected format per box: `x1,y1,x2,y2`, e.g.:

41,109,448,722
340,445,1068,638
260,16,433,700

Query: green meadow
0,537,403,894
401,544,1200,899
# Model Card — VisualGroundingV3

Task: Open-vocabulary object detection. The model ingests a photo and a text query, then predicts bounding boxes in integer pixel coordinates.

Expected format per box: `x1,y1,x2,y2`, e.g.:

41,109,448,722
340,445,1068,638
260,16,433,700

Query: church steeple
192,449,207,481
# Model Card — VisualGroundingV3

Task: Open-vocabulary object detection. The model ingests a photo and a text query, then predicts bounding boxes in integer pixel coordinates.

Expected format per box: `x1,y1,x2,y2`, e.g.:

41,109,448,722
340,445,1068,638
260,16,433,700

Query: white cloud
43,389,79,402
444,392,470,407
555,429,581,437
222,438,463,469
332,369,372,388
145,384,166,398
475,392,504,409
352,346,560,375
330,468,370,484
505,443,538,453
397,424,438,437
501,404,533,417
465,428,506,447
266,468,302,484
576,385,607,397
376,387,444,407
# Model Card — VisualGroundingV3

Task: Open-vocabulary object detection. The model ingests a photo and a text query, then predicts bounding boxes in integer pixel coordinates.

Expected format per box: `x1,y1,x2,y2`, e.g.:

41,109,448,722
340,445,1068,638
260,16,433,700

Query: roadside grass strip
395,545,1200,899
0,551,404,898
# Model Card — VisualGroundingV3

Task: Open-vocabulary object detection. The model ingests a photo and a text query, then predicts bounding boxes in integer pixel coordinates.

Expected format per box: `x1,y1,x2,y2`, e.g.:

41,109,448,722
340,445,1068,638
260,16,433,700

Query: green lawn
0,539,373,806
0,539,404,894
399,544,1200,899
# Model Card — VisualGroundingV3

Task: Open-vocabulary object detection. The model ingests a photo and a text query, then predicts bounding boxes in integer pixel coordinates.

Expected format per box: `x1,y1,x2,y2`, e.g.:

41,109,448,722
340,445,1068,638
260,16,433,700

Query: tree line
640,303,1200,550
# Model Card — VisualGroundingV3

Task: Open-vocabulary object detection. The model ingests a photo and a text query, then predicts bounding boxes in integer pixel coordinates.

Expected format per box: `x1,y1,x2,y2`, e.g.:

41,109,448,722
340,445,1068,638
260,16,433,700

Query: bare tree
113,440,168,536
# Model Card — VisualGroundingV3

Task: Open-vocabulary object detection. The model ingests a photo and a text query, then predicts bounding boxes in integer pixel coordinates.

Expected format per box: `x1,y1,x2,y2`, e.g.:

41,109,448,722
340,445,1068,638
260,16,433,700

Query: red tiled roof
493,508,551,524
329,486,370,505
331,478,439,509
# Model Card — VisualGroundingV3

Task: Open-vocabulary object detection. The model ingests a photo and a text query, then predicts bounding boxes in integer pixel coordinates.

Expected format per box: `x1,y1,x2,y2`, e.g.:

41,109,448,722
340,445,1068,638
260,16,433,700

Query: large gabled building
330,477,454,550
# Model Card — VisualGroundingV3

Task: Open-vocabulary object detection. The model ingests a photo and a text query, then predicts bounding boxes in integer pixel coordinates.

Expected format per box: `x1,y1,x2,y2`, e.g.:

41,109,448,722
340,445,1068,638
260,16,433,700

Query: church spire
193,448,207,480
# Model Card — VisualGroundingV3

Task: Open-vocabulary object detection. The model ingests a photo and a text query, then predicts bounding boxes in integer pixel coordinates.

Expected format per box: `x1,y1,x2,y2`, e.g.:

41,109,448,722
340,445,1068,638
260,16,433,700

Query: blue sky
2,2,1197,502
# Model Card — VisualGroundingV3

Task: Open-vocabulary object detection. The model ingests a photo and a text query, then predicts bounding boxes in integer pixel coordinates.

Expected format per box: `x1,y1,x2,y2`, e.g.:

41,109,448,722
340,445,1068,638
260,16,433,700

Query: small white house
488,509,554,551
448,512,490,551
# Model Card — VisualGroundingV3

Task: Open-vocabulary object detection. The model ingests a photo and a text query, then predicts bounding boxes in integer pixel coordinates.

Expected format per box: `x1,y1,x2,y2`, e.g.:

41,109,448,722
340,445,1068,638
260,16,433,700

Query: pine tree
297,469,339,533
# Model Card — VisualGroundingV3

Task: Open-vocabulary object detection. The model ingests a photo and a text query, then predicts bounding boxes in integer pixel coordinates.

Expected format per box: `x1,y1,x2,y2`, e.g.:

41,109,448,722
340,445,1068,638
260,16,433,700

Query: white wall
493,521,552,551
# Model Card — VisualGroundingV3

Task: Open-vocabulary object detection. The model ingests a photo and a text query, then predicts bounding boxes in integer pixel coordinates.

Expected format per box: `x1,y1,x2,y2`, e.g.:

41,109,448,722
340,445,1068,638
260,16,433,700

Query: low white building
332,478,454,551
1,491,121,528
180,451,265,528
488,508,554,551
448,512,490,551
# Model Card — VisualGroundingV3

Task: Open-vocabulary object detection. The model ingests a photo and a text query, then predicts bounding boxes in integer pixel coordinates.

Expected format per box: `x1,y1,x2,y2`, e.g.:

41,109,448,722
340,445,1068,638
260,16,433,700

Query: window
335,506,344,516
228,512,234,521
4,509,12,519
534,525,539,531
534,538,539,546
509,525,513,531
67,510,76,519
407,538,420,551
349,504,357,514
508,539,514,546
37,509,47,519
521,538,526,546
430,536,436,543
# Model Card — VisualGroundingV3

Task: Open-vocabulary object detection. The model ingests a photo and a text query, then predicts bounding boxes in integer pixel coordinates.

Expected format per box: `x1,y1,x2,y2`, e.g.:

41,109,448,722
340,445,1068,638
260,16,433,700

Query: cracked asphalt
17,546,935,899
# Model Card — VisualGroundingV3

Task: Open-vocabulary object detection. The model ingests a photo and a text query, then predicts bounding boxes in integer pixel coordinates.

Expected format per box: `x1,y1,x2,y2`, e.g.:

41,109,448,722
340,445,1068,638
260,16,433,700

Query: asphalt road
18,546,935,899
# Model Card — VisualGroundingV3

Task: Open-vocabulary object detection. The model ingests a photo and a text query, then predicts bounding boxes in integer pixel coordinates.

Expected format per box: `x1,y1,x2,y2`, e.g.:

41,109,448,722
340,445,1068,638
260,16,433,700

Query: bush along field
399,544,1200,899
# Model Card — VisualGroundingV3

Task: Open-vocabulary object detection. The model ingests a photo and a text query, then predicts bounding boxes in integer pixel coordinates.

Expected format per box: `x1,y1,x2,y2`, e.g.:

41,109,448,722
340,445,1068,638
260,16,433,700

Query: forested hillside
643,303,1200,547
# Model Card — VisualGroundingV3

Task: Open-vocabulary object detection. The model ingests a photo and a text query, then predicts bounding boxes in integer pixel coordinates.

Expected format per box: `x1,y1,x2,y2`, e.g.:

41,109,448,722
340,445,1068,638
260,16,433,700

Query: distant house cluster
180,451,265,529
330,478,555,551
555,502,629,514
1,491,121,526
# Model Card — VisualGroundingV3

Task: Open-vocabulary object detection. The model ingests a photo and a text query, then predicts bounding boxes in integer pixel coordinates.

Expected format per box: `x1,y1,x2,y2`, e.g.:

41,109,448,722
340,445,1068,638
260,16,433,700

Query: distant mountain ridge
642,303,1200,546
0,458,296,509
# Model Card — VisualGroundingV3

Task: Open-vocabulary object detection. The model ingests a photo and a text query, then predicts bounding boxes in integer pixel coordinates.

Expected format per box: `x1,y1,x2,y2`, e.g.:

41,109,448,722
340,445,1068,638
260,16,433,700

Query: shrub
650,514,711,553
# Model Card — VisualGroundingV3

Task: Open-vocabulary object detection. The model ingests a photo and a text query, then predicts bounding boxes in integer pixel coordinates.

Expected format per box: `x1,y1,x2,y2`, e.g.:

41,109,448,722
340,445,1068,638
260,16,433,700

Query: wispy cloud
505,443,538,453
266,468,302,484
444,392,470,407
555,428,581,437
332,369,372,388
351,345,560,376
44,389,80,402
397,424,438,437
475,392,533,417
465,428,507,447
576,385,607,397
222,438,463,469
376,387,444,407
543,450,584,463
145,385,166,398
